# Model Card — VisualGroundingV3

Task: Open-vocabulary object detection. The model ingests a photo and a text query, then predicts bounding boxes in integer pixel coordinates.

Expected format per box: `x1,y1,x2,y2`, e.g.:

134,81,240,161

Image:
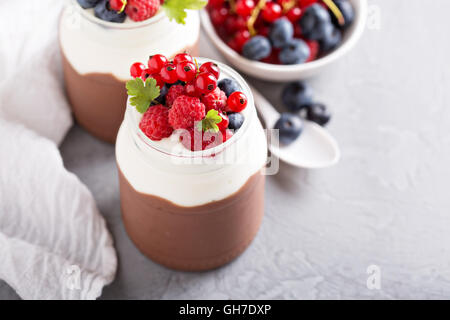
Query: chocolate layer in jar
59,5,200,143
118,168,265,271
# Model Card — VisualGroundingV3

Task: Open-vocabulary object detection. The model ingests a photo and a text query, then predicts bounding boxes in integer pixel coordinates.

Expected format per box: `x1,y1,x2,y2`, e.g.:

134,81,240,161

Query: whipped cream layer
59,4,200,81
116,61,268,207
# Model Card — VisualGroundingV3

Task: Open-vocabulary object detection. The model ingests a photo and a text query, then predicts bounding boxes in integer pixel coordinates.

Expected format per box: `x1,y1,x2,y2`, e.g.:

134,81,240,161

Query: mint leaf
197,109,222,133
163,0,207,25
126,78,160,114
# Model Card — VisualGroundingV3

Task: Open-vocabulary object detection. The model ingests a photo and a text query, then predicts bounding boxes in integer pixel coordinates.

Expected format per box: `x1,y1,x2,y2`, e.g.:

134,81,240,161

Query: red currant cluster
131,54,223,96
207,0,339,64
129,53,249,151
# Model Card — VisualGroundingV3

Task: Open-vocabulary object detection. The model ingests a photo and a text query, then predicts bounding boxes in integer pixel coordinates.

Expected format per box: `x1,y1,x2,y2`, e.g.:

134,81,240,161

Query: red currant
195,72,217,94
140,68,151,81
159,63,178,84
109,0,126,12
227,92,248,112
176,60,197,82
235,0,255,17
147,54,168,74
234,29,251,52
199,62,220,79
185,80,201,97
286,7,302,23
130,62,146,78
173,53,194,66
225,15,248,33
210,7,229,26
299,0,318,9
305,40,319,62
208,0,225,8
217,113,229,131
227,38,240,52
261,2,282,23
150,73,165,88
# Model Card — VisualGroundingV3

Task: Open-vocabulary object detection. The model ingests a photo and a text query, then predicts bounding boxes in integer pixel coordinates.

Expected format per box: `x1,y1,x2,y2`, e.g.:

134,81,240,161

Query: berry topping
282,81,313,112
197,109,224,133
168,95,206,129
242,36,272,61
261,2,282,23
159,63,178,84
139,105,173,141
176,60,197,82
227,91,248,113
218,78,241,97
279,39,310,65
217,112,229,131
185,80,201,97
299,4,331,41
150,72,165,88
319,24,342,53
166,84,185,107
210,7,229,25
331,0,355,30
199,62,220,80
274,113,304,145
173,53,194,65
180,128,227,151
148,54,168,74
286,6,302,23
228,112,245,131
269,17,294,49
110,0,127,12
306,103,331,126
201,87,228,112
94,0,126,23
195,72,218,94
130,62,146,78
235,0,255,17
77,0,101,9
126,0,160,22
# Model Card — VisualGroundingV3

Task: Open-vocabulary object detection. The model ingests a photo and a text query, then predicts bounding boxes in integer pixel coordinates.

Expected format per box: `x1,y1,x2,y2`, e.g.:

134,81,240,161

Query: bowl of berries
201,0,367,81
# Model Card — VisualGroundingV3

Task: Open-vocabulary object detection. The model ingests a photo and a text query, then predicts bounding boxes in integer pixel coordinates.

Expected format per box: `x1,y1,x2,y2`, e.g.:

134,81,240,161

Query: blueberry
77,0,100,9
282,81,313,112
306,103,331,126
279,39,310,65
319,24,342,53
242,36,272,61
218,78,241,97
331,0,355,30
228,113,245,131
94,0,126,23
153,85,168,105
269,18,294,48
274,113,304,145
299,4,332,41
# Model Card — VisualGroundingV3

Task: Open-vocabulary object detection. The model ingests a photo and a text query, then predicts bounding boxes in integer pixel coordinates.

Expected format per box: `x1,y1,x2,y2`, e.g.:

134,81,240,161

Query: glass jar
116,60,267,271
59,1,200,143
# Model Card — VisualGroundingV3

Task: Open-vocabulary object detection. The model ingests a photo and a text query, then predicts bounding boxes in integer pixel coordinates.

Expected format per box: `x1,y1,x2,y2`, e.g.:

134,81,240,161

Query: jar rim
126,58,255,159
70,0,166,30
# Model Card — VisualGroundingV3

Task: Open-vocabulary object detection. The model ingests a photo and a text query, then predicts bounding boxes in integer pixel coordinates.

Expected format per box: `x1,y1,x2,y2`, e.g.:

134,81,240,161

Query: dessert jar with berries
116,55,267,271
59,0,204,143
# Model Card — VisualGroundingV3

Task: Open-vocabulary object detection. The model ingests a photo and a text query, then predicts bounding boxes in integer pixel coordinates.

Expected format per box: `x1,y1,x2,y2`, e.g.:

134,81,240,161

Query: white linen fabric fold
0,0,117,299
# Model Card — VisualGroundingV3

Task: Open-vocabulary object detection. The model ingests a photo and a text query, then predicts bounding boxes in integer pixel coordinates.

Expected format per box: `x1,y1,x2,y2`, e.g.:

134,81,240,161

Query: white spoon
251,85,341,169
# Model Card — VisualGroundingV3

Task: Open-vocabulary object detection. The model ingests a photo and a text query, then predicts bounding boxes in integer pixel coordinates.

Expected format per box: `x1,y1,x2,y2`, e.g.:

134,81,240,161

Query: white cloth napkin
0,0,117,299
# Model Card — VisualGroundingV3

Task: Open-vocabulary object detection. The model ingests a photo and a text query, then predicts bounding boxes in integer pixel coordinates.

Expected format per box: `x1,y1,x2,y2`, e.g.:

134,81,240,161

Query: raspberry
168,95,206,129
126,0,160,22
179,128,227,151
139,105,173,141
201,87,227,112
166,84,185,107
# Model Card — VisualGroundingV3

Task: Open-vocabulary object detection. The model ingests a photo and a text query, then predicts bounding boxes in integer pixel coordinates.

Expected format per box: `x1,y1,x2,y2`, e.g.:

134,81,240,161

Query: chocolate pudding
119,169,265,271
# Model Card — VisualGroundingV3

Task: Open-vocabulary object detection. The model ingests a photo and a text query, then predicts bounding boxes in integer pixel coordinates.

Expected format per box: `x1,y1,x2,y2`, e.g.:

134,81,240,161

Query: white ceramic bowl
201,0,367,81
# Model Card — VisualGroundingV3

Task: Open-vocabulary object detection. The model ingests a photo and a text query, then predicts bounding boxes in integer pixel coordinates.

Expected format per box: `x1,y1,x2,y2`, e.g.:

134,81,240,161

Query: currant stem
247,0,267,36
322,0,345,26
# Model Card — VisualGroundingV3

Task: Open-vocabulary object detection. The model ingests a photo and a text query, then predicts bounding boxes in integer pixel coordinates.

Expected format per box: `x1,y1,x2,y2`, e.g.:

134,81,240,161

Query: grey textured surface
2,0,450,300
